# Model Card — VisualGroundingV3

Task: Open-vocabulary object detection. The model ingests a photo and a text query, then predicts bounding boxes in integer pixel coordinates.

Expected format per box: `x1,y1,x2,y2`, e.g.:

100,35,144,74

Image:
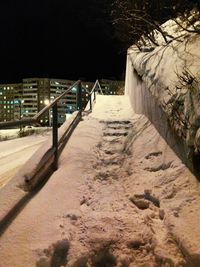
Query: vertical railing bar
90,94,92,110
52,104,58,170
77,81,82,117
83,88,86,109
76,86,78,111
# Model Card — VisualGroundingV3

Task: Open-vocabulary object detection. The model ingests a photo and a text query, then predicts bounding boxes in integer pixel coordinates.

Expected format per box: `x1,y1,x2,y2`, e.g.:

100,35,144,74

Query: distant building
0,83,23,122
0,78,124,125
0,78,93,125
99,79,125,95
22,78,94,125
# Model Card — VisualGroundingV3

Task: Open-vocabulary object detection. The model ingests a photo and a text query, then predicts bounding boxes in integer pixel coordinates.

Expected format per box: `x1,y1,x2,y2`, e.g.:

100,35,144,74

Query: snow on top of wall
133,9,200,49
126,16,200,165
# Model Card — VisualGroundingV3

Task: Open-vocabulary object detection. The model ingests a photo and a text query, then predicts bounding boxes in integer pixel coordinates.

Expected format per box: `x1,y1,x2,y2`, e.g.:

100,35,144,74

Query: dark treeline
111,0,200,49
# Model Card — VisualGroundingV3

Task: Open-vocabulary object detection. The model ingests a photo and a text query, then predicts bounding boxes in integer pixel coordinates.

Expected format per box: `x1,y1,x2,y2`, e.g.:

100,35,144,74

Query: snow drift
125,19,200,174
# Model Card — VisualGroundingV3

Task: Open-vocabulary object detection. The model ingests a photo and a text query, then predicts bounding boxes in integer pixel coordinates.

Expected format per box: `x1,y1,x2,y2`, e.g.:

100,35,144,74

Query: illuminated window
4,106,6,108
4,96,6,99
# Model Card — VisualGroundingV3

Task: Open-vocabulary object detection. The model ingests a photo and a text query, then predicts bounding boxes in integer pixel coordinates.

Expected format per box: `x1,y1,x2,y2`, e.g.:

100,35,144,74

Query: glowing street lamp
44,99,49,105
20,99,24,119
14,99,24,131
44,99,51,126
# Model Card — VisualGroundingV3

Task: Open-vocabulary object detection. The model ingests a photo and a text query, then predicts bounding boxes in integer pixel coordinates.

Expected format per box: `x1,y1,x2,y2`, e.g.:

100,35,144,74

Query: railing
0,79,103,173
84,80,103,110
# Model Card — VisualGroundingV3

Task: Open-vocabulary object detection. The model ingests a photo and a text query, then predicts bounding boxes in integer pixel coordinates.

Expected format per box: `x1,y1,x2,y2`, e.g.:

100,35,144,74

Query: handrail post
83,88,86,109
52,104,58,170
90,94,92,110
77,81,82,117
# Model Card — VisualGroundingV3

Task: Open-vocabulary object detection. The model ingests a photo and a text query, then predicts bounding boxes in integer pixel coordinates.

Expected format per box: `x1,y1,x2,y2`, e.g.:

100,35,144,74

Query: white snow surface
125,28,200,169
0,134,48,188
0,95,200,266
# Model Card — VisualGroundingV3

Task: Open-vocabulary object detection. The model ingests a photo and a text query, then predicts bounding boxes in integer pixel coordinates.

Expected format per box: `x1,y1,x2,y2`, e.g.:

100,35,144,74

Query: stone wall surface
125,21,200,172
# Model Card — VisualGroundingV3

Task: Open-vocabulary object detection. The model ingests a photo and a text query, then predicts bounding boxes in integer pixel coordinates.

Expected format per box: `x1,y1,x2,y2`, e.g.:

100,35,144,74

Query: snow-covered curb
0,127,50,141
0,111,81,232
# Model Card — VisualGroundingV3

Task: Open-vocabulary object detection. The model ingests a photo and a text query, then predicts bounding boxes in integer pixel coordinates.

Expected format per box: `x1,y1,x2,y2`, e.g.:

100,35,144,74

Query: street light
44,99,51,127
14,99,24,131
20,99,24,120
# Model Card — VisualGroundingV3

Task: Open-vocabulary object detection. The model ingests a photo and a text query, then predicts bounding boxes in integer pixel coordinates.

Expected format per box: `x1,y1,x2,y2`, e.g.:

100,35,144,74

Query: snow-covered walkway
0,95,200,266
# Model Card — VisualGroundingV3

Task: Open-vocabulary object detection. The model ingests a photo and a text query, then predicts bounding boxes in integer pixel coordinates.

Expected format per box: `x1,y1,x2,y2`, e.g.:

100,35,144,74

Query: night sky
0,0,125,84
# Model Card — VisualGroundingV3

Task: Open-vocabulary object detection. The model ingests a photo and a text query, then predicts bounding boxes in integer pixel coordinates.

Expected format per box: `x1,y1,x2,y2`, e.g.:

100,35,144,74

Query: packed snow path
0,95,200,266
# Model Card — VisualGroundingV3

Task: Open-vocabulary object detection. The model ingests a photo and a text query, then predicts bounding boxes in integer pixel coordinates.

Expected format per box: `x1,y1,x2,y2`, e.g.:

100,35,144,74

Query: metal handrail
90,79,103,95
85,79,103,110
0,79,103,172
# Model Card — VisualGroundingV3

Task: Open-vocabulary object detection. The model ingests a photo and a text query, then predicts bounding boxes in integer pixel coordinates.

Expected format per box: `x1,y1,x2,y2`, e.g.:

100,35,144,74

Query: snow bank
125,22,200,173
1,96,200,266
0,127,50,141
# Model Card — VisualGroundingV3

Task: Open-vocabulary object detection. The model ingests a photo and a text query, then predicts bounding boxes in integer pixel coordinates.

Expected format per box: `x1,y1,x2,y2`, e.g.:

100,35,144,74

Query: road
0,134,48,188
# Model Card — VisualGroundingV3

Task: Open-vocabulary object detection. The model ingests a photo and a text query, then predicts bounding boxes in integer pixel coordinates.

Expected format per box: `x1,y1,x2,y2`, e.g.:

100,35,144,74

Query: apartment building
0,83,23,122
0,78,93,125
22,78,76,125
0,78,123,125
99,79,125,95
